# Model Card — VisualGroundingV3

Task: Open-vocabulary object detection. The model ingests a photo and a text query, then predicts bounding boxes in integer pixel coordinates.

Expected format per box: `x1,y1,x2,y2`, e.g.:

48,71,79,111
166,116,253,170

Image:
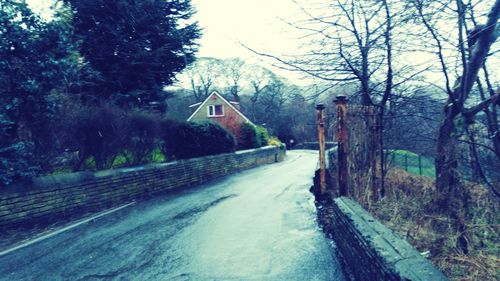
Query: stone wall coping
1,146,282,197
334,197,449,280
0,146,286,228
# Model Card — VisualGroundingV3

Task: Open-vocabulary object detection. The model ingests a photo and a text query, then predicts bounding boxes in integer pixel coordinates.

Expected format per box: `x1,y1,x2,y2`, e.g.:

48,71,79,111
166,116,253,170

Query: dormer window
208,104,224,117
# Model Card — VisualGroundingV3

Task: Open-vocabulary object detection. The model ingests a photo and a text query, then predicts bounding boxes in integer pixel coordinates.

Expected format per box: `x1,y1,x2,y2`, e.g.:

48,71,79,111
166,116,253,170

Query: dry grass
359,168,499,281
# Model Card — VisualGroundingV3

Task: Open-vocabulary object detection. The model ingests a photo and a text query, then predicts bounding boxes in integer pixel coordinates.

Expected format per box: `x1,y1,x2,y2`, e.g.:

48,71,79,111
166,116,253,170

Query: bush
161,120,235,160
0,115,40,186
238,123,270,149
0,141,40,186
267,136,282,147
123,110,161,165
238,123,260,149
196,122,236,156
255,125,270,147
60,103,128,170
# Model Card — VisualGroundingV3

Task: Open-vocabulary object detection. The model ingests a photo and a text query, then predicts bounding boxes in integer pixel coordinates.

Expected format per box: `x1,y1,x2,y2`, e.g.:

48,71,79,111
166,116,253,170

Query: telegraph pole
316,104,326,196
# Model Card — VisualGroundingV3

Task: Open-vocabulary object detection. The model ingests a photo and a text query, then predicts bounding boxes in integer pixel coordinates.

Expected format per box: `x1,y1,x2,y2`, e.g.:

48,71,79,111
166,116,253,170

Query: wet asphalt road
0,150,345,281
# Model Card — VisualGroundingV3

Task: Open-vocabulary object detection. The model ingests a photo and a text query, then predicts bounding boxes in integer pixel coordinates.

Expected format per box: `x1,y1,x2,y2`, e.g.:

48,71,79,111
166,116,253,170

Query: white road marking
0,201,136,257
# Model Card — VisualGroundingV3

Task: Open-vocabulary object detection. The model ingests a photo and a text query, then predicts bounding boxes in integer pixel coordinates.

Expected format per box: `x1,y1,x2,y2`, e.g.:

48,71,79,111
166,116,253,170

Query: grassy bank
363,168,499,280
387,149,435,177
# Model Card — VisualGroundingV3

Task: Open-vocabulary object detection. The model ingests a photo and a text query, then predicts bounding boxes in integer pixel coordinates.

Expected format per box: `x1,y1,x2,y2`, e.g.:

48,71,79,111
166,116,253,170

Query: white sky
27,0,310,84
24,0,500,90
191,0,302,59
190,0,310,84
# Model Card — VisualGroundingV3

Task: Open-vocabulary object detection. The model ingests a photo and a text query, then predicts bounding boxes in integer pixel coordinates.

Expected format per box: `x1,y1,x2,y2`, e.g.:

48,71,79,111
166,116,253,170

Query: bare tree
222,58,247,102
409,0,499,254
246,65,274,120
412,0,499,206
245,0,424,198
183,57,224,102
465,0,500,162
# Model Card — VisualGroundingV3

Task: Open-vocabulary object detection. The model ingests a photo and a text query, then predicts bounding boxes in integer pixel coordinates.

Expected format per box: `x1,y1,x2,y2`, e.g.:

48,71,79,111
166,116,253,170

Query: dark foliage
161,121,235,160
0,1,76,183
238,123,259,149
255,125,270,148
124,111,161,165
65,0,200,106
198,122,237,155
60,103,128,170
238,123,269,150
0,115,39,186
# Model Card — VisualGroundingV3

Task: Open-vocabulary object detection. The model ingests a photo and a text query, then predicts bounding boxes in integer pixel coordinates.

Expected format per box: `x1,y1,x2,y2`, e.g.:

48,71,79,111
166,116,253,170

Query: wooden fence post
316,104,327,196
369,106,378,202
404,154,408,171
334,96,348,196
418,155,422,176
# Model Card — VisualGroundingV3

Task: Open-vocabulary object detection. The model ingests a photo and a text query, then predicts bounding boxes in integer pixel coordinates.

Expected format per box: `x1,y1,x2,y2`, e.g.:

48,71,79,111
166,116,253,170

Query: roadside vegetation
0,1,283,187
361,167,499,281
388,150,436,177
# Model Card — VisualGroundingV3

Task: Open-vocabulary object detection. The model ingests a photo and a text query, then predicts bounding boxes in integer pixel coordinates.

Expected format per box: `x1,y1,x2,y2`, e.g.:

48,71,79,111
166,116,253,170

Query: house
187,91,254,142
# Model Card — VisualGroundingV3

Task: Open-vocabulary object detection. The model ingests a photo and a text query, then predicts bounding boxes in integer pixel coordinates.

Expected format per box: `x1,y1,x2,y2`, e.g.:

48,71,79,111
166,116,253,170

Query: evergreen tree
0,1,75,184
66,0,200,107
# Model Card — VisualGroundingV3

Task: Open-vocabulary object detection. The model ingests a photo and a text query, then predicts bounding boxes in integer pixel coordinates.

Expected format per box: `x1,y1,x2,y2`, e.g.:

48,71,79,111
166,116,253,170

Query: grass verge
362,168,499,281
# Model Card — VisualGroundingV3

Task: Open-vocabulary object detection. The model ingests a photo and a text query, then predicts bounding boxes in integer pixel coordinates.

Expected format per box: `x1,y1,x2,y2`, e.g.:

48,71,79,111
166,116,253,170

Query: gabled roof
187,91,254,125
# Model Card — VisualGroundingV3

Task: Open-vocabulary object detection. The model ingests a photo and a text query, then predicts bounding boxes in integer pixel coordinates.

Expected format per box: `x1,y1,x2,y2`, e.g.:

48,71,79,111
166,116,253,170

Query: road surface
0,150,345,280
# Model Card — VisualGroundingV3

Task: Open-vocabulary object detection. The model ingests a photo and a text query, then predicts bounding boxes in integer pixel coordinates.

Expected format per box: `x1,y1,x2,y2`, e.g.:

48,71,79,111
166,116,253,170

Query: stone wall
293,142,336,150
0,146,286,229
312,148,448,280
330,197,448,281
310,148,337,199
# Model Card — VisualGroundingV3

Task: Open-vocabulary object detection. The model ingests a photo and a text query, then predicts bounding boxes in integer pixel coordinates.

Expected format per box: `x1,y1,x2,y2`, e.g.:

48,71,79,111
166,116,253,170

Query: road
0,150,345,281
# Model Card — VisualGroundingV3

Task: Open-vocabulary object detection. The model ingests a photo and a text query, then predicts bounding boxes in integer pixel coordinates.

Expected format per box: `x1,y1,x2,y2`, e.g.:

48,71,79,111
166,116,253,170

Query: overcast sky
27,0,303,58
25,0,500,89
191,0,302,59
27,0,310,83
190,0,313,84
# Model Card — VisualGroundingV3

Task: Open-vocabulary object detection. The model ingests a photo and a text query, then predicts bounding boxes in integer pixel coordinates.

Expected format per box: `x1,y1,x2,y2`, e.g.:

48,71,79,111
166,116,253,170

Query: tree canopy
66,0,200,106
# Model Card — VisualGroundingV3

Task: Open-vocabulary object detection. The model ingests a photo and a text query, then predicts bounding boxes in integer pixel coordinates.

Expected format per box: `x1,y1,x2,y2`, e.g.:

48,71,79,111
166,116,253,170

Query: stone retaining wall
293,142,336,150
330,197,449,281
312,148,448,280
0,146,286,229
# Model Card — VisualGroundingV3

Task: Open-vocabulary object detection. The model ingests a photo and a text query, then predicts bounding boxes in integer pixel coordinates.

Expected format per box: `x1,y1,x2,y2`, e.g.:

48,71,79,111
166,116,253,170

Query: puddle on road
171,194,237,220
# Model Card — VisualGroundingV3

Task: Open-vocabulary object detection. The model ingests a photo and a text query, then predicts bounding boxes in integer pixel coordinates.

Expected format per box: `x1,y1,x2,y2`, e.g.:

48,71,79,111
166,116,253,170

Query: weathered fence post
334,96,348,196
316,104,326,196
368,106,378,202
404,154,408,171
418,155,422,176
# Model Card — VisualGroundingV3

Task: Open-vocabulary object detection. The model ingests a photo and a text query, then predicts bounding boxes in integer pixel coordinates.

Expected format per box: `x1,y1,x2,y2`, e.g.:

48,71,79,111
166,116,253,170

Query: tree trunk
466,128,481,182
435,107,464,209
434,106,470,253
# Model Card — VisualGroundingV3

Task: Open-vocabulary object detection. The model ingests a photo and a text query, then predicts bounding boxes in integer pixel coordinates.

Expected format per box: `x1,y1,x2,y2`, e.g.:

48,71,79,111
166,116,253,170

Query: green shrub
151,148,166,163
196,122,236,156
0,141,40,186
267,136,282,147
238,123,271,149
0,111,41,186
160,120,235,160
123,110,161,165
238,123,260,149
255,125,270,147
61,103,128,170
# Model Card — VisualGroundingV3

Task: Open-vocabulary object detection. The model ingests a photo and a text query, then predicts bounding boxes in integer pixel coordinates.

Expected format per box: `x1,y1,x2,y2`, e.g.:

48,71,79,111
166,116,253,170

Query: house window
208,104,224,117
